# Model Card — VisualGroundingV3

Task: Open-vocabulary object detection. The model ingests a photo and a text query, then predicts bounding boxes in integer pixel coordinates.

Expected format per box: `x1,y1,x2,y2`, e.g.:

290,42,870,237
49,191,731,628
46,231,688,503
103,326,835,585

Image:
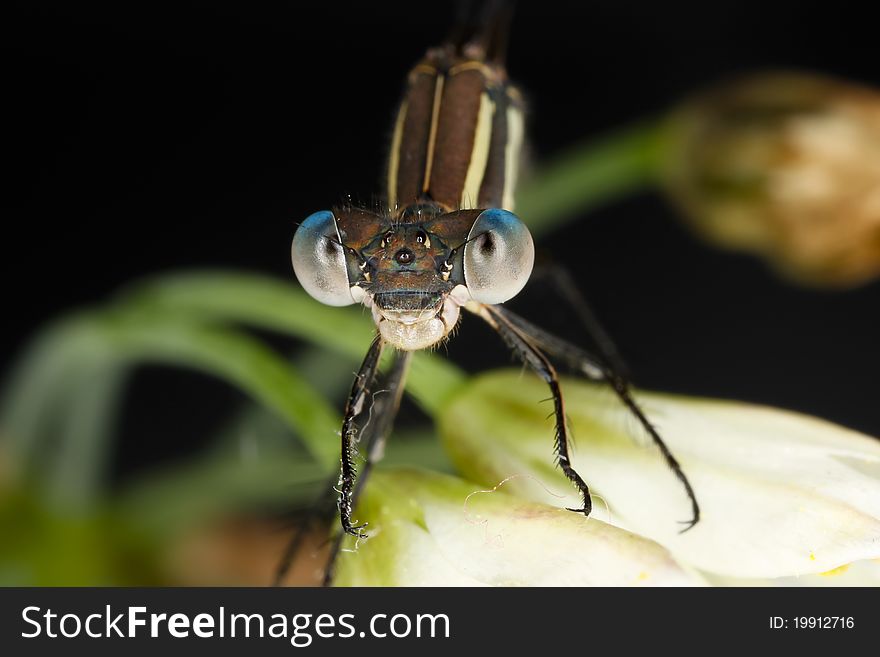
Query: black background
4,0,880,478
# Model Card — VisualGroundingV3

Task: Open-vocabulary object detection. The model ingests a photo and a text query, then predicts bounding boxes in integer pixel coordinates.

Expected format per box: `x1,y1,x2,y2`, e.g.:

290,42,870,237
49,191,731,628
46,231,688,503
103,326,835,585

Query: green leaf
96,310,342,471
0,316,127,507
1,309,343,502
120,271,467,415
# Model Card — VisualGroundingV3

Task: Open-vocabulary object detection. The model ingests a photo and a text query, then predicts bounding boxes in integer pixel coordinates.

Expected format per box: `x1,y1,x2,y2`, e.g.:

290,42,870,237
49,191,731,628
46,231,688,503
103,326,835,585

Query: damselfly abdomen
287,0,699,584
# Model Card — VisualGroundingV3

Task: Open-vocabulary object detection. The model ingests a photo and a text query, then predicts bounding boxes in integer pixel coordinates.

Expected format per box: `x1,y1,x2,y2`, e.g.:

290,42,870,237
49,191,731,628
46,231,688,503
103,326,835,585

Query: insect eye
415,230,429,245
291,210,358,306
382,230,395,247
463,209,534,305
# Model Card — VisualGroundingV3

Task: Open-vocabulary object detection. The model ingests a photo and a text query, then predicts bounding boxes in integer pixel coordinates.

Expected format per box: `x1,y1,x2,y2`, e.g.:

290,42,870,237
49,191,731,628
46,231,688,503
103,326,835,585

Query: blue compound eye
291,211,357,306
463,209,535,305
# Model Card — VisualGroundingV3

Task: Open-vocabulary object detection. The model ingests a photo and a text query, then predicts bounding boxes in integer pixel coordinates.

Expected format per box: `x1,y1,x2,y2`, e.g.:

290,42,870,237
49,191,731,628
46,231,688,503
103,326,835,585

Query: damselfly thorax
292,46,533,351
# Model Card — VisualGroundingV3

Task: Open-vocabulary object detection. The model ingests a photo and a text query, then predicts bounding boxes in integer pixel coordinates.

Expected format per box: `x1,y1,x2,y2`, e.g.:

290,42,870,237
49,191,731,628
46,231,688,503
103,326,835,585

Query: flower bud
663,73,880,287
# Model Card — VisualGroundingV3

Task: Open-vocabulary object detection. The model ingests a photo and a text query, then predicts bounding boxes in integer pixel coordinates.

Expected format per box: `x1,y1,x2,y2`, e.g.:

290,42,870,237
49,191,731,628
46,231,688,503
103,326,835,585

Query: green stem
515,120,668,238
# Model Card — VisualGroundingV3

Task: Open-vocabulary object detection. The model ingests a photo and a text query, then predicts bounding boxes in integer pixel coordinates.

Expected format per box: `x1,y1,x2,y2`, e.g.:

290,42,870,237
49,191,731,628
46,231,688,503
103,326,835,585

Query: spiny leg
471,303,592,517
273,347,411,586
339,335,386,537
277,335,385,586
489,304,700,532
323,350,412,586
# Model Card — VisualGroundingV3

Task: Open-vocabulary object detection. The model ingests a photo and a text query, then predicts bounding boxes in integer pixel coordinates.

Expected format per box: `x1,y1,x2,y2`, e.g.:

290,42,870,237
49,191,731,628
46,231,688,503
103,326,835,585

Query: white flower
436,370,880,583
333,467,701,586
332,370,880,585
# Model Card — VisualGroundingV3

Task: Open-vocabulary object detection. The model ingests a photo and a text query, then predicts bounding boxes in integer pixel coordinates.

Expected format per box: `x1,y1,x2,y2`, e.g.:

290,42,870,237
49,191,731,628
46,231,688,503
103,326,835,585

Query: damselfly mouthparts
287,1,699,583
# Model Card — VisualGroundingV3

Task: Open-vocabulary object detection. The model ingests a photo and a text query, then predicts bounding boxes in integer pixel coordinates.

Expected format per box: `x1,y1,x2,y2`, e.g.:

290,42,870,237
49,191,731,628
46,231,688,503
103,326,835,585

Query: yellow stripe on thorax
460,92,495,209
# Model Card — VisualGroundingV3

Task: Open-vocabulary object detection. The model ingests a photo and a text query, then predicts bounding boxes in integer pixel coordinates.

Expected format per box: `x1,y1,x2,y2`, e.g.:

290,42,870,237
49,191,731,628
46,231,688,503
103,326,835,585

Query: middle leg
470,303,592,517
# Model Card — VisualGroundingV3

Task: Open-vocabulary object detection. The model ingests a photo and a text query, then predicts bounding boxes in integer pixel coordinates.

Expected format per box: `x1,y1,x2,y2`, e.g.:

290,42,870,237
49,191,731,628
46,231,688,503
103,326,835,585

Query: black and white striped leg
472,304,592,517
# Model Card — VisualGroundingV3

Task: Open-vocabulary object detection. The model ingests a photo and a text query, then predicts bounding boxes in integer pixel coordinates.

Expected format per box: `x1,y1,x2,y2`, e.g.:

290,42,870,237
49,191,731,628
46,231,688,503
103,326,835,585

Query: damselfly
285,0,699,584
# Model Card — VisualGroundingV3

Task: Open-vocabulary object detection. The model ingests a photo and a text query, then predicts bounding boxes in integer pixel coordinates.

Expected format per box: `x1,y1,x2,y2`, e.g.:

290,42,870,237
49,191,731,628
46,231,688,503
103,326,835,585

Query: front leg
339,335,386,537
470,303,593,517
273,344,409,587
323,349,412,585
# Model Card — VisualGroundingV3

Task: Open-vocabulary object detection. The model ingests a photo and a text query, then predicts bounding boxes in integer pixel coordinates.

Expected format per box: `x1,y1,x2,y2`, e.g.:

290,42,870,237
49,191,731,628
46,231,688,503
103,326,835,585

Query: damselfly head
291,205,534,350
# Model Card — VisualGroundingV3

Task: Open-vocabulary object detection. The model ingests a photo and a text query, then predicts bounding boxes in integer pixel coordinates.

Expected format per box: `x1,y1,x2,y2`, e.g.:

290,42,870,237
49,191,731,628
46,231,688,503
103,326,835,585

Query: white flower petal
333,467,701,586
440,371,880,579
704,559,880,587
338,521,487,587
